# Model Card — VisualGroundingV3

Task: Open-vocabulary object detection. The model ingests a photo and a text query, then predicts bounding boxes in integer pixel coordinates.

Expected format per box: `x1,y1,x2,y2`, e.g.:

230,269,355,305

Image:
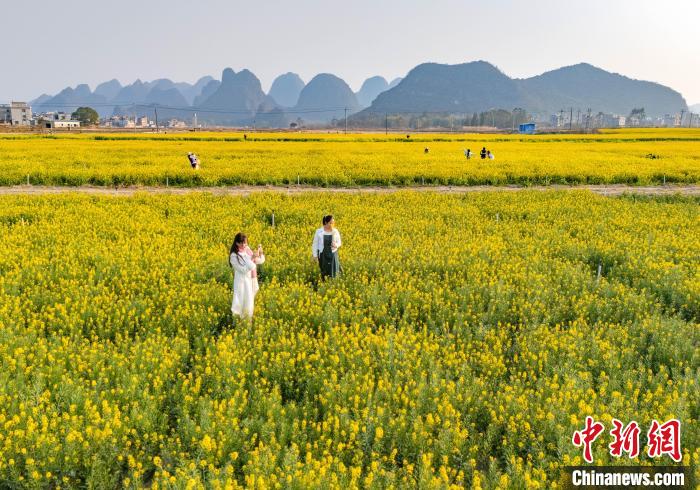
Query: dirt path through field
0,184,698,196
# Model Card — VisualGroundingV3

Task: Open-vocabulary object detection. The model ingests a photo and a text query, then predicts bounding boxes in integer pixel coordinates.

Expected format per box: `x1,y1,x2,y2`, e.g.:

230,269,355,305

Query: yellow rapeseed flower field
0,129,699,187
0,191,697,488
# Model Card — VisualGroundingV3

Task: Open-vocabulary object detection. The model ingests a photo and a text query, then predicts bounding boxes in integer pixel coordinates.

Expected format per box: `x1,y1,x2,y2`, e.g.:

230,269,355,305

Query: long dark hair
229,232,247,267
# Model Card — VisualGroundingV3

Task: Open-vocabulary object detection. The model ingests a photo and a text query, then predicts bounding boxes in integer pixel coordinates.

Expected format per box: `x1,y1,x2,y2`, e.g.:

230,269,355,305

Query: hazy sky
3,0,699,104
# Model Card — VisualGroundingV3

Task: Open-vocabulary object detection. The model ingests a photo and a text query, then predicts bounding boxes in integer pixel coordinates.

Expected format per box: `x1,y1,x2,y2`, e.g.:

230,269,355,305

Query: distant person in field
312,215,342,279
487,150,495,160
464,149,472,159
187,152,200,170
229,232,265,319
424,147,430,154
480,147,487,159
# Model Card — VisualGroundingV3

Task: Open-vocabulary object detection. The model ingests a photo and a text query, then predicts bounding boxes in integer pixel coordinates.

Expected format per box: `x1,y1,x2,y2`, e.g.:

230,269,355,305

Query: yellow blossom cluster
0,129,699,187
0,190,697,488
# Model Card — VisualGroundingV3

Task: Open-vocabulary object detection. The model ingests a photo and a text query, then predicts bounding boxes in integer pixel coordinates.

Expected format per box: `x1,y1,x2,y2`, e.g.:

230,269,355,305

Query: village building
0,101,32,125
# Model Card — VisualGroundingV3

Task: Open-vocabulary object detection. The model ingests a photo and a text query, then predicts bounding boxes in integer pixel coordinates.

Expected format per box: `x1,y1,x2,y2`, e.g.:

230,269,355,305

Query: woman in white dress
229,232,265,319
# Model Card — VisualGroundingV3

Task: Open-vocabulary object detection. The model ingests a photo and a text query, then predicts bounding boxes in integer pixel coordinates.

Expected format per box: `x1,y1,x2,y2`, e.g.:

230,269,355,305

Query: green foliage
629,107,646,121
71,106,99,126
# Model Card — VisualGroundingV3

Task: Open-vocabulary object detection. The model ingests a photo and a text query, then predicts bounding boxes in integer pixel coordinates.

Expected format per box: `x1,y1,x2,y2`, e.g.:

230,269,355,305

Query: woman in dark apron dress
319,233,341,278
313,215,342,279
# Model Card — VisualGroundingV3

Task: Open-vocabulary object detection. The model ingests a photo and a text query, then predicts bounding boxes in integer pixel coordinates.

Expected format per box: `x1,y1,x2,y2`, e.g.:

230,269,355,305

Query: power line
26,101,350,116
23,101,540,118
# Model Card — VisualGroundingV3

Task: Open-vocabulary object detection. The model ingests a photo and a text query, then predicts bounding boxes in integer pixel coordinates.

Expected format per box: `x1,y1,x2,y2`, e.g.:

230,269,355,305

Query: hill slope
294,73,361,123
34,84,107,115
518,63,687,117
356,76,389,107
358,61,523,116
196,68,284,127
268,73,305,107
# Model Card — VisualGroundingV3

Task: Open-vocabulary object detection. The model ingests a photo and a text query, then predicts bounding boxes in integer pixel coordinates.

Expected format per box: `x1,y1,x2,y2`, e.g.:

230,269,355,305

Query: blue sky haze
3,0,699,104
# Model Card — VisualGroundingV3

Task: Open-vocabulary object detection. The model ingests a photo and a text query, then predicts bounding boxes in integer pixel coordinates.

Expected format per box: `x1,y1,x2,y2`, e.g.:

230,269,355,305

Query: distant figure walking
229,232,265,319
464,149,471,159
187,152,200,170
487,150,495,160
424,147,430,154
312,215,342,279
480,147,487,159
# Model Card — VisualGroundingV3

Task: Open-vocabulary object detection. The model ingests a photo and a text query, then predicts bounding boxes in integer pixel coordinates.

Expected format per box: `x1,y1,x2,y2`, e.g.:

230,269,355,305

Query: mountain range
354,61,686,123
29,61,688,127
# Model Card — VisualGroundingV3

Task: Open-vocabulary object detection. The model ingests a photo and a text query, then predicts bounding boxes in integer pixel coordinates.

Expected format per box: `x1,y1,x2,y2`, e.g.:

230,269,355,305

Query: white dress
230,252,265,318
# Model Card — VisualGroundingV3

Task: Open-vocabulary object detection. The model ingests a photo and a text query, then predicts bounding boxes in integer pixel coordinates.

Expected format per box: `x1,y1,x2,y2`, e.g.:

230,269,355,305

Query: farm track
0,184,699,196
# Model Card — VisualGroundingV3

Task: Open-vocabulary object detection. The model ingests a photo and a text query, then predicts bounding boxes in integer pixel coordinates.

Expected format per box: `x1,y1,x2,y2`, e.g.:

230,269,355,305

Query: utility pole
559,109,564,128
154,106,159,133
569,107,573,130
344,107,348,134
585,108,591,132
690,113,694,128
679,109,685,127
576,109,581,126
385,113,388,135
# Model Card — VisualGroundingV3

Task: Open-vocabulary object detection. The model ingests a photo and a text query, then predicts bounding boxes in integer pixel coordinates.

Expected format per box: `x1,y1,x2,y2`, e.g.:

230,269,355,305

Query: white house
109,116,135,128
44,120,80,129
0,101,32,125
136,116,151,127
42,111,72,121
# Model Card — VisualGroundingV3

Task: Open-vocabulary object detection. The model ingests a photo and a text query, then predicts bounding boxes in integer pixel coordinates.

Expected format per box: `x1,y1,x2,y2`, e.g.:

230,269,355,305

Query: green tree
629,107,645,120
71,107,99,126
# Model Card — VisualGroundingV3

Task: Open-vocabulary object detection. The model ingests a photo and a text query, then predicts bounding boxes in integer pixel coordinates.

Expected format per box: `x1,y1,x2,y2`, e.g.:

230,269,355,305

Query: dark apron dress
319,234,341,279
